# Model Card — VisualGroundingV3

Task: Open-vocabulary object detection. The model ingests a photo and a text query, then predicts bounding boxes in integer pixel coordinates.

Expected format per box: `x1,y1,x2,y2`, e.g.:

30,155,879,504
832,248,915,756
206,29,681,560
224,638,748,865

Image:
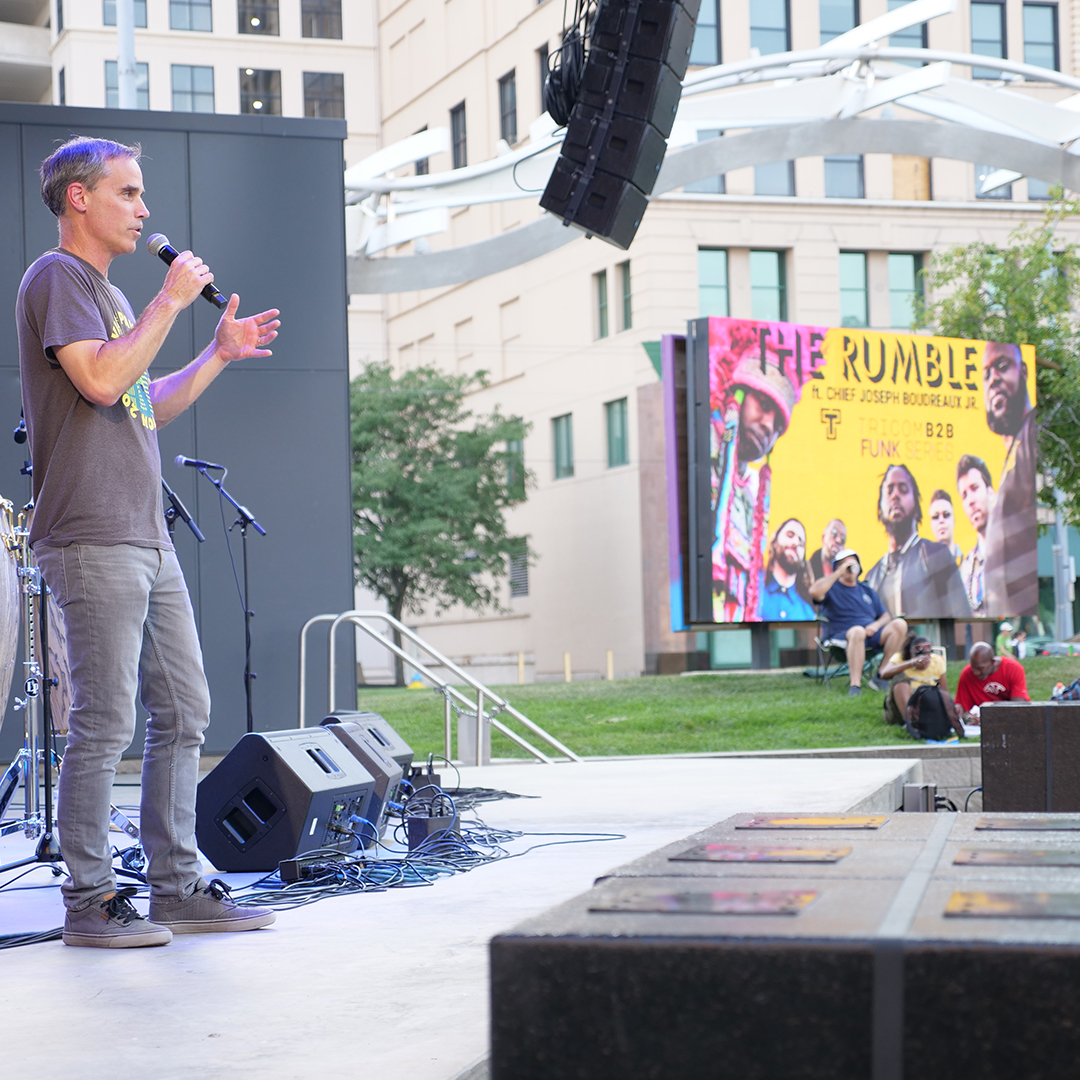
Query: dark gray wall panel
0,104,353,764
187,132,347,373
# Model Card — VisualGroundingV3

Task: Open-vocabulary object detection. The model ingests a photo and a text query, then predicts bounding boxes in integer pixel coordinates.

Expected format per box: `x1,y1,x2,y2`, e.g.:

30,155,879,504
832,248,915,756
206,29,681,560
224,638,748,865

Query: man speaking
16,136,279,947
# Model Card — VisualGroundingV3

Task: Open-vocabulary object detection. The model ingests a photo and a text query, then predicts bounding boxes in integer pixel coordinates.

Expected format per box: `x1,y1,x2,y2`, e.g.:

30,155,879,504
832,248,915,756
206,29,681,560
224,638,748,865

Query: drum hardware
0,519,62,871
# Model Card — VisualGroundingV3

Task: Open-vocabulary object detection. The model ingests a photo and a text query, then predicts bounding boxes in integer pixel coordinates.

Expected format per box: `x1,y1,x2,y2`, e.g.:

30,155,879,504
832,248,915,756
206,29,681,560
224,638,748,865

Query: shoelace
103,887,143,925
205,878,234,903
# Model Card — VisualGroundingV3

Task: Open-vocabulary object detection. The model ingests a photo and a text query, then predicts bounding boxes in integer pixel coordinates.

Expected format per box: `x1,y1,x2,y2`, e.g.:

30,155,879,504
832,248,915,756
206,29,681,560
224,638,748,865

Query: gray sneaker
150,878,276,934
847,684,862,697
63,887,173,949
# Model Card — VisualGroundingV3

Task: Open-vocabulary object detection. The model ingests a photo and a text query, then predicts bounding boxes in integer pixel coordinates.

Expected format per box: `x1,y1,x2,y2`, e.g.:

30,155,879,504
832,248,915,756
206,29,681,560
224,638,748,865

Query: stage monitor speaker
320,715,405,846
981,701,1080,811
195,727,376,872
539,0,697,249
322,710,414,774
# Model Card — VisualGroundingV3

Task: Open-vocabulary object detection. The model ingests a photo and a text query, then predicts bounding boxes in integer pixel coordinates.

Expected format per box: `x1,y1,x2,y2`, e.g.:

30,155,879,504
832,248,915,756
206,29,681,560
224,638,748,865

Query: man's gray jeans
35,543,210,910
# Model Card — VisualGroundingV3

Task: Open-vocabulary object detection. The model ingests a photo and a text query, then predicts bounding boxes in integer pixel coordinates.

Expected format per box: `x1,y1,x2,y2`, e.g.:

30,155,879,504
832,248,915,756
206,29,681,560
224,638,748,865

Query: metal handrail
321,609,580,764
298,613,339,729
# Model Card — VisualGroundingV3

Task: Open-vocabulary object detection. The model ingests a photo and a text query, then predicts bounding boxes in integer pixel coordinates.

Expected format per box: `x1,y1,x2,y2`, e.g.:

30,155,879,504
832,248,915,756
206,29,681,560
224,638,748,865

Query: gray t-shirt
16,249,171,551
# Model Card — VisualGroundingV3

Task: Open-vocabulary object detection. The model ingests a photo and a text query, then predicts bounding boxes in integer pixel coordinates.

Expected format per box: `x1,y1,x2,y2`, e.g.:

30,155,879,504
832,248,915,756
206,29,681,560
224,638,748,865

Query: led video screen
667,317,1038,626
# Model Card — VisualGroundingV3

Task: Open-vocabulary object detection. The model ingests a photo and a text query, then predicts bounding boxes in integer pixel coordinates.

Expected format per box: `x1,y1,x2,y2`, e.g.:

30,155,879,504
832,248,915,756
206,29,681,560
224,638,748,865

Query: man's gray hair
40,135,141,218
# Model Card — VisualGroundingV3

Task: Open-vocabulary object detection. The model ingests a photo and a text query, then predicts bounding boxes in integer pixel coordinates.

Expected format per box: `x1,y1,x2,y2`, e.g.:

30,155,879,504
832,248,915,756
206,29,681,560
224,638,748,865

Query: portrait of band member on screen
704,317,1037,625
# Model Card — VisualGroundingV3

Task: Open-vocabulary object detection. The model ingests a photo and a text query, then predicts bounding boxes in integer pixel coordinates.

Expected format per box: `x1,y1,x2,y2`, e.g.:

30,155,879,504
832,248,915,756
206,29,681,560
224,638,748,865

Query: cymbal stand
0,510,62,868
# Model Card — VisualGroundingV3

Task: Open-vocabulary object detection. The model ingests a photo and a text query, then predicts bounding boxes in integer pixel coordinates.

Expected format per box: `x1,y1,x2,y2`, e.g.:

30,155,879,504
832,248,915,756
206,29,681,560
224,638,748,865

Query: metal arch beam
346,118,1080,295
654,118,1080,192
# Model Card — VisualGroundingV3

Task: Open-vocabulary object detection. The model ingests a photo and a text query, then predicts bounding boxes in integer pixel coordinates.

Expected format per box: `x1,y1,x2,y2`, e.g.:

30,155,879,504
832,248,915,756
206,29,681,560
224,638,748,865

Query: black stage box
196,727,376,872
322,710,414,774
320,714,405,844
982,701,1080,811
491,811,1080,1080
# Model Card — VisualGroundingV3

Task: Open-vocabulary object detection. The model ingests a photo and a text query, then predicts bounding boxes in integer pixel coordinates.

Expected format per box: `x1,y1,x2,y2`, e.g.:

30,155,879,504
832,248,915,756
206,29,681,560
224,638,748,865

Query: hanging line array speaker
540,0,700,249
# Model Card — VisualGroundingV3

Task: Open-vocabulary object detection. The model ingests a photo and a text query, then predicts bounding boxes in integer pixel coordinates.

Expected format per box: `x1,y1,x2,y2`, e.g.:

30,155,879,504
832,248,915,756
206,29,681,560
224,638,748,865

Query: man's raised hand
214,294,281,361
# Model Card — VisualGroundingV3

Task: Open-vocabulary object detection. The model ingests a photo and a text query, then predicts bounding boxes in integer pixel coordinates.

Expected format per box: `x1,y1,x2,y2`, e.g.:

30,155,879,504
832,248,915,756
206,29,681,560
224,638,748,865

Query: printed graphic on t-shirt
984,681,1007,696
109,308,133,341
122,371,156,431
109,306,156,432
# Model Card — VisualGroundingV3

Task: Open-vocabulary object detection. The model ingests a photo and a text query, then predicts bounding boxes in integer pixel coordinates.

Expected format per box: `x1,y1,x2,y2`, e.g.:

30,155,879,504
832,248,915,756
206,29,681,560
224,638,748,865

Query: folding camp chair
814,617,884,690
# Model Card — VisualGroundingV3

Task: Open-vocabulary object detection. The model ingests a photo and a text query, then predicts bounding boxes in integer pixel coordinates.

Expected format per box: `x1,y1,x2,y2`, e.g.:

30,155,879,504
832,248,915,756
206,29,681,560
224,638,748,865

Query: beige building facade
4,1,1079,681
372,0,1080,680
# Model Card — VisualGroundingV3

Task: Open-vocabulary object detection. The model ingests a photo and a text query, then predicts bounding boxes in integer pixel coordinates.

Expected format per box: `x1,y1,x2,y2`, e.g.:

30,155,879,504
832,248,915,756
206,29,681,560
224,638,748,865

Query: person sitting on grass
955,641,1030,723
809,548,907,698
879,632,949,727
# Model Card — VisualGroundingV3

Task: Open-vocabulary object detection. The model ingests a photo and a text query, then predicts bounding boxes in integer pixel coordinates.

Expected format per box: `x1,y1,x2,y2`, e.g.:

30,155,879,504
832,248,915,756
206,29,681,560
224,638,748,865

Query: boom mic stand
186,461,265,733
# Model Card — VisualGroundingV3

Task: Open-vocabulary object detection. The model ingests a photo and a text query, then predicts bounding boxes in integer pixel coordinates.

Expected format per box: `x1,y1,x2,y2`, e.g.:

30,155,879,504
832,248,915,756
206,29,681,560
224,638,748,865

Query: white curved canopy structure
347,0,1080,294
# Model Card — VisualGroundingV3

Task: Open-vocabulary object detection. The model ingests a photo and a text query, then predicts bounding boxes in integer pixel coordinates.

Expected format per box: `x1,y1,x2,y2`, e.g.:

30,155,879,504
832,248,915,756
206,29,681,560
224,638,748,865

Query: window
888,253,923,329
506,439,525,500
596,270,609,339
820,0,857,44
302,0,342,39
605,398,629,468
552,414,574,479
104,0,147,26
57,0,63,33
685,129,725,194
304,72,344,118
105,60,149,109
1028,177,1054,200
414,125,429,176
508,541,529,598
172,64,214,112
690,0,721,65
498,70,517,144
888,0,927,63
825,154,864,198
971,1,1006,78
750,0,790,55
838,252,868,327
750,251,787,322
975,163,1011,199
698,249,729,316
240,68,281,114
1023,3,1059,71
171,0,212,31
537,44,549,113
238,1,279,35
755,160,794,196
58,67,66,105
450,102,467,168
619,261,632,331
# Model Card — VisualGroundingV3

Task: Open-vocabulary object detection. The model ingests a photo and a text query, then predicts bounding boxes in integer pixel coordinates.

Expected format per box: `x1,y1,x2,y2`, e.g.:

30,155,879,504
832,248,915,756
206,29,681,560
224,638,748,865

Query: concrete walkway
0,755,918,1080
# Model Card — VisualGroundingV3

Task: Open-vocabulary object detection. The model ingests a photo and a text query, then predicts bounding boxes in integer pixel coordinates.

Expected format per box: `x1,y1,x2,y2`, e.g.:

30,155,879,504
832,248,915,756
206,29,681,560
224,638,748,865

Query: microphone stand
161,478,205,543
190,464,265,734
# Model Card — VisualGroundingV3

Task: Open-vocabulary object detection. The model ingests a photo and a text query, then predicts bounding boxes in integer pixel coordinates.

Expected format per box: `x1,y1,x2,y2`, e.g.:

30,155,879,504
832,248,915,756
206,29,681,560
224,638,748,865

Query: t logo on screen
821,408,841,439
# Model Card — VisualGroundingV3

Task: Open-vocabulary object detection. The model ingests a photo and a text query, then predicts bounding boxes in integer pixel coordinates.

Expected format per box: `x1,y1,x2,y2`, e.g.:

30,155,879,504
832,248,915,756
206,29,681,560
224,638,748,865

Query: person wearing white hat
809,548,908,696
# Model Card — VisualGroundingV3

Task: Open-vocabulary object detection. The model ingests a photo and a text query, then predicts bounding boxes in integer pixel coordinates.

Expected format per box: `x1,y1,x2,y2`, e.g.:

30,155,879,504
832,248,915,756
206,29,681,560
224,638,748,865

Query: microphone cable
543,0,596,126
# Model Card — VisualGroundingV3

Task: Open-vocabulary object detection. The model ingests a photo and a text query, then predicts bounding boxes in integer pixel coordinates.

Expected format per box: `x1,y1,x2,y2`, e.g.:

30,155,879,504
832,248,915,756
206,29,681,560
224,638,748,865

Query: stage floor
0,754,918,1079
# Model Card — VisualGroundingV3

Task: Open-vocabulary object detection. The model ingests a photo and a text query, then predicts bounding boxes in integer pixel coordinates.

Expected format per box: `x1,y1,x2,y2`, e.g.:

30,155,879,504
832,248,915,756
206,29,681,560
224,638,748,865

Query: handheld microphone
146,233,228,309
175,455,225,471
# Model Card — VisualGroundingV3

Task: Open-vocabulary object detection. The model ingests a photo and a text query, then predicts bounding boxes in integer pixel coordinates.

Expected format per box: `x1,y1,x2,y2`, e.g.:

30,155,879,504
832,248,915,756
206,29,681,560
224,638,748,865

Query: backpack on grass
905,685,954,741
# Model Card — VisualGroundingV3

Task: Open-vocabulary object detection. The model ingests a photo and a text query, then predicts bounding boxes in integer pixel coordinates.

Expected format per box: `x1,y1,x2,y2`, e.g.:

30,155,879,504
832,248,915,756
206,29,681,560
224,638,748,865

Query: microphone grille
146,233,170,256
174,455,186,467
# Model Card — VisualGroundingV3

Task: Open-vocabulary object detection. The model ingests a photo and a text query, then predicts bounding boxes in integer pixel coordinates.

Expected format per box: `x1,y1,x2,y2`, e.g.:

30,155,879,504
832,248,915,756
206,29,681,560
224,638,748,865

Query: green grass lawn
355,656,1080,762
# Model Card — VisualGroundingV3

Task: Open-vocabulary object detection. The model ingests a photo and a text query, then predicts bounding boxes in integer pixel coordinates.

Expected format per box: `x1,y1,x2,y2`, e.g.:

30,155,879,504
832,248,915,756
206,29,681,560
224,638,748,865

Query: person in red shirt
955,641,1031,719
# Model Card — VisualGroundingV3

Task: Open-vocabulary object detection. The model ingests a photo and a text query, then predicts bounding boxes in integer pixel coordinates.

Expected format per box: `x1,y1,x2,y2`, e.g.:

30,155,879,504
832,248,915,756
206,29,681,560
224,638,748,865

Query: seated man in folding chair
809,548,907,697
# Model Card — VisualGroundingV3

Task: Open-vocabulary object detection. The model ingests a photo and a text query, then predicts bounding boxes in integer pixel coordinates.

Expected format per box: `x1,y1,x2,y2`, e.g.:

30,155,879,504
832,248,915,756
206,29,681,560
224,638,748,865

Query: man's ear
65,181,89,215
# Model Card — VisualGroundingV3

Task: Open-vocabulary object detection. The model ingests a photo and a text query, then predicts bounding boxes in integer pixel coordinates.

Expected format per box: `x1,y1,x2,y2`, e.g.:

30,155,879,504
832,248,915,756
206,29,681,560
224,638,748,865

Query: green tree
915,195,1080,517
350,362,531,684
